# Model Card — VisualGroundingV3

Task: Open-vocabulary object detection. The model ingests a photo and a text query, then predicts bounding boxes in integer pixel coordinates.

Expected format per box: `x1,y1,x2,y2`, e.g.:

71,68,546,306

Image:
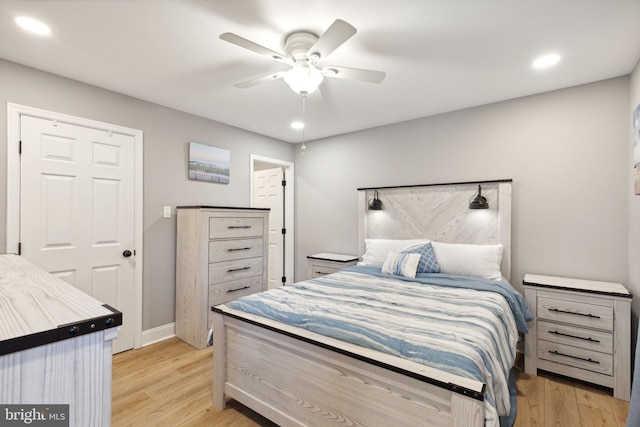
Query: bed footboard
212,309,484,427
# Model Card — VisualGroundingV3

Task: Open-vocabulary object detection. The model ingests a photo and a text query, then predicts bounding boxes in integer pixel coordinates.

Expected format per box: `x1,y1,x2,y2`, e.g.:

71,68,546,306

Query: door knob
123,250,132,258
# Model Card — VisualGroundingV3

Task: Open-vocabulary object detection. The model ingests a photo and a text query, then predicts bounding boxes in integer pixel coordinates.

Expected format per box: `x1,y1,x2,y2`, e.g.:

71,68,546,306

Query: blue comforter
226,266,533,426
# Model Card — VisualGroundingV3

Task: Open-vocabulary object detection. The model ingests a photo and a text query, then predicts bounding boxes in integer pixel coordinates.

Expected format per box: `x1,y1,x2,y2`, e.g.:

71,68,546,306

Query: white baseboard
141,322,175,347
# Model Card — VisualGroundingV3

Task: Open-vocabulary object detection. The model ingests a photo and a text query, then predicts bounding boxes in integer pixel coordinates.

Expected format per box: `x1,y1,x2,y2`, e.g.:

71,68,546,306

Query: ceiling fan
220,19,386,95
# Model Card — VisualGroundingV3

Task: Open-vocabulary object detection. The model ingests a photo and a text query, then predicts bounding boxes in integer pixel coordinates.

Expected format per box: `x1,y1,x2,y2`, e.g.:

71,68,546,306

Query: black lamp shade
469,185,489,209
369,191,382,210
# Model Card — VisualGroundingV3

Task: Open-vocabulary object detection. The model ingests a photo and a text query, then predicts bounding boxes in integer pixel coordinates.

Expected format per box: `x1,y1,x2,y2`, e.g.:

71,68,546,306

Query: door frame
250,154,294,285
6,102,144,349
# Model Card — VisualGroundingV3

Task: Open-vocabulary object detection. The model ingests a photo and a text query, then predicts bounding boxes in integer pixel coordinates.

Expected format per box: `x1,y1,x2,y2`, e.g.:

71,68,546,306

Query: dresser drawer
538,340,612,375
209,238,263,263
538,320,612,354
537,296,613,331
209,217,263,239
209,257,262,283
208,276,263,307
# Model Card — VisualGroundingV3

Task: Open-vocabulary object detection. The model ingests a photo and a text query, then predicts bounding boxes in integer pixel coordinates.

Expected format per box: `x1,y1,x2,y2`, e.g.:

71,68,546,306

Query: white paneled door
20,115,136,354
253,167,284,289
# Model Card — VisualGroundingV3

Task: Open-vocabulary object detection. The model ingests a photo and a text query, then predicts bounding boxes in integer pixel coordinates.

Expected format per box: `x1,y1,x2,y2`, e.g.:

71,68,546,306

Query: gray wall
0,59,295,331
628,60,640,343
294,77,630,298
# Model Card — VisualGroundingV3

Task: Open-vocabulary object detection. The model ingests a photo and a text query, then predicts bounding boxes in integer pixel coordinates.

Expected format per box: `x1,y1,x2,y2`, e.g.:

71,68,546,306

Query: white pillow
359,239,430,267
382,252,421,279
431,242,504,280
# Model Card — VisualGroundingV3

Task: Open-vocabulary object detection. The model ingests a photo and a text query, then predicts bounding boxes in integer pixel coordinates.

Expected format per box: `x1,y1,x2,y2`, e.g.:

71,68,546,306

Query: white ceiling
1,0,639,143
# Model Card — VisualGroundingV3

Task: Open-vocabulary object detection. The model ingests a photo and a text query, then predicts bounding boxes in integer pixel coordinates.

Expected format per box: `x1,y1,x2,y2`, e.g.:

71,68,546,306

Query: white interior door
253,167,284,289
19,115,136,354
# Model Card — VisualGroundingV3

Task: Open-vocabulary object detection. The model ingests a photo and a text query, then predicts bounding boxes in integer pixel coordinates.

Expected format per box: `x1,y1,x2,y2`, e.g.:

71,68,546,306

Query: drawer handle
228,225,252,229
548,308,601,319
227,285,251,293
549,350,600,364
549,330,600,343
227,247,252,252
228,266,251,273
315,270,333,275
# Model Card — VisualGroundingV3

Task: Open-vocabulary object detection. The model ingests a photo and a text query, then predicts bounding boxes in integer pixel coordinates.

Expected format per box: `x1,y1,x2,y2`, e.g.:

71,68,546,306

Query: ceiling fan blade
220,32,290,64
308,19,357,61
234,71,286,88
322,66,386,84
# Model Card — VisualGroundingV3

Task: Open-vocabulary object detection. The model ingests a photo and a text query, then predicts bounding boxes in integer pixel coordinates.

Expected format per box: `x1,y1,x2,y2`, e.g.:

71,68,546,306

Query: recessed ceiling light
532,54,561,69
15,16,51,35
291,121,304,130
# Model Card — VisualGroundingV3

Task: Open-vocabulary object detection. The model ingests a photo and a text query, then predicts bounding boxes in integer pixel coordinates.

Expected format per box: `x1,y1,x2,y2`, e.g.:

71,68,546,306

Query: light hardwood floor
113,337,630,426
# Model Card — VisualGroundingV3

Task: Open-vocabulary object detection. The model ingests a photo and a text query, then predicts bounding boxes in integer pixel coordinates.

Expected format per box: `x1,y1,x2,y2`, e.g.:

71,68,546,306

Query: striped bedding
226,266,532,427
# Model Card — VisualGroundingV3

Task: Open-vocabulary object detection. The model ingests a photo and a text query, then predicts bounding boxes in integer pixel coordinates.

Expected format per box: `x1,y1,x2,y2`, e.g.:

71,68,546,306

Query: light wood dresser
523,273,632,401
306,253,359,278
176,206,269,349
0,254,122,426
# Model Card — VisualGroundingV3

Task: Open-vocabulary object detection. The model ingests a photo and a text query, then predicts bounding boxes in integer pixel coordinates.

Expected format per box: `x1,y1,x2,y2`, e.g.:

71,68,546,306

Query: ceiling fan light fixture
284,62,324,95
532,53,561,69
15,16,51,35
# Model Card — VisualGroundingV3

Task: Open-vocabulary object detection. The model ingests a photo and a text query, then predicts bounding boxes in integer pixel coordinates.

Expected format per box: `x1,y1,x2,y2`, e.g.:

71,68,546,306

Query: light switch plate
163,206,171,218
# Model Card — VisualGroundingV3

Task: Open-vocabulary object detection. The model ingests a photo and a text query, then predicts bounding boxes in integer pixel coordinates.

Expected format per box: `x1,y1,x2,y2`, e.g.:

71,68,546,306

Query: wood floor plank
514,370,544,426
578,403,619,427
609,397,630,427
112,339,631,427
544,372,579,427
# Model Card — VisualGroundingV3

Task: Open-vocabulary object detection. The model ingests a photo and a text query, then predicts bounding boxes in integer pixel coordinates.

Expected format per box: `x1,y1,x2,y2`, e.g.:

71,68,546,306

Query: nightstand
523,274,632,401
307,253,359,279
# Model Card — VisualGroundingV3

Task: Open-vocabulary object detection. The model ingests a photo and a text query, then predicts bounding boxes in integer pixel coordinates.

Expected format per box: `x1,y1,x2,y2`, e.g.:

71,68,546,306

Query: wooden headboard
357,180,513,281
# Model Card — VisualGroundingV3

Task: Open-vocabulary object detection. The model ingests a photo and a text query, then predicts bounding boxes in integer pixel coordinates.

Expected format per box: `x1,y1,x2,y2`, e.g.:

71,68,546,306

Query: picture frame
188,142,230,184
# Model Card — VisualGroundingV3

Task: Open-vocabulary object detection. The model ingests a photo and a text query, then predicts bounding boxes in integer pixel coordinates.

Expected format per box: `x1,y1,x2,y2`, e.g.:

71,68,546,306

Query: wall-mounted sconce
469,185,489,209
368,191,382,210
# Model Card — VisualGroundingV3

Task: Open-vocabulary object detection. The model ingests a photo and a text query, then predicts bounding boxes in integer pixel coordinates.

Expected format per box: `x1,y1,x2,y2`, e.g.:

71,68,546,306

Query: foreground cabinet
0,254,121,426
176,206,269,349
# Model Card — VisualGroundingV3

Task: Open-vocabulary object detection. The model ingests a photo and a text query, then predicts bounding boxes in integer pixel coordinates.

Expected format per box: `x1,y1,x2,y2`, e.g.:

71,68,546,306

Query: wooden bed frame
212,180,512,426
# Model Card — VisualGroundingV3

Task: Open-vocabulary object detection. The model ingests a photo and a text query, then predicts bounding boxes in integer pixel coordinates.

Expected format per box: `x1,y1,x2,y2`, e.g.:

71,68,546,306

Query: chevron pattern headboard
357,180,512,280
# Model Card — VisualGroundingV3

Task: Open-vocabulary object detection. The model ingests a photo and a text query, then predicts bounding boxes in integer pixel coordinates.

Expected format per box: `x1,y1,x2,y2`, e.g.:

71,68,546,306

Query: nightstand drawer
538,320,612,354
537,296,613,331
538,340,613,375
307,253,359,279
310,265,341,278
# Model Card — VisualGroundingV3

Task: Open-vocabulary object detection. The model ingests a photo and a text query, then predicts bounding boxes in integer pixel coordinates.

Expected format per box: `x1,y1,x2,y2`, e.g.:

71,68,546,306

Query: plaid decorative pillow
382,252,421,278
403,242,440,273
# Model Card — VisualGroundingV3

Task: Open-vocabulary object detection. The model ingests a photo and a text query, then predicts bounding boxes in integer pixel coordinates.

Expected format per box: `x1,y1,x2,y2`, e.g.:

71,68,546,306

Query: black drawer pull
227,285,251,293
549,350,600,364
549,330,600,343
315,271,333,275
548,308,600,319
227,247,252,252
228,266,251,273
228,225,251,229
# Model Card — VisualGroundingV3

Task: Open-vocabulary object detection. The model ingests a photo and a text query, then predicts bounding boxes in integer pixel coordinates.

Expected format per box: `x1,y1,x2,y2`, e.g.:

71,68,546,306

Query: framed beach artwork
188,142,230,184
635,104,640,195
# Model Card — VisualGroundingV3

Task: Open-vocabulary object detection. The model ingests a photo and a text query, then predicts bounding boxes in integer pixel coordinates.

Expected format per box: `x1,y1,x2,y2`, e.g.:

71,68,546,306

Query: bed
212,180,530,426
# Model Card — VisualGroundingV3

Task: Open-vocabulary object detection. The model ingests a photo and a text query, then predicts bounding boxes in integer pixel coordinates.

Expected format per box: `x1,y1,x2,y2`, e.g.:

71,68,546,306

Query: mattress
226,266,532,426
